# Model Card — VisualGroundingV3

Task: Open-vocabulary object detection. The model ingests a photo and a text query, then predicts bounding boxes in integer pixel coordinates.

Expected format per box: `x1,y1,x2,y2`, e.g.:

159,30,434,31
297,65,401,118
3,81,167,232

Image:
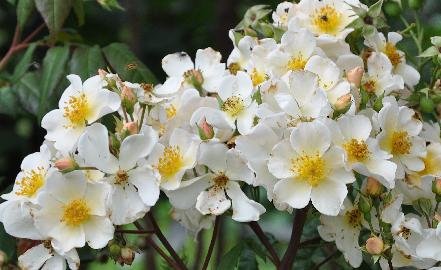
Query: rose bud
54,158,77,172
197,118,214,140
123,122,138,135
366,177,384,197
432,178,441,196
346,66,363,88
334,94,352,112
365,236,384,255
120,247,135,265
98,68,108,79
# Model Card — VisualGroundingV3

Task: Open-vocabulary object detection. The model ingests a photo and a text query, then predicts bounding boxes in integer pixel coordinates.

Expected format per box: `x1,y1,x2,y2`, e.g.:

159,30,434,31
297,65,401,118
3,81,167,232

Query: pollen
157,146,184,179
63,93,89,128
384,42,402,67
363,80,377,94
166,105,177,120
221,96,245,118
212,173,229,192
344,208,361,228
61,199,91,226
114,169,129,185
312,5,342,35
228,63,241,75
15,167,45,197
291,153,327,187
343,139,370,163
287,55,307,71
250,68,267,87
391,131,412,155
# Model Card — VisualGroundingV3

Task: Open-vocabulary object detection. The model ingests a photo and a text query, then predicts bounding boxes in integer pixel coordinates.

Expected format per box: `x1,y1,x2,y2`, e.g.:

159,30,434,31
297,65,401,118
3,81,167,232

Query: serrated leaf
237,248,258,270
419,46,438,58
368,0,383,17
17,0,35,30
217,243,244,270
72,0,85,26
102,43,158,83
0,86,20,116
38,46,69,118
14,72,40,115
12,43,37,83
70,45,106,80
35,0,73,34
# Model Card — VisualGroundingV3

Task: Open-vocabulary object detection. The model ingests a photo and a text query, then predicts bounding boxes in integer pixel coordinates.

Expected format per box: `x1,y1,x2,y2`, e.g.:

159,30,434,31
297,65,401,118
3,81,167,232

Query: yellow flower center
228,63,241,75
63,93,90,128
157,146,184,179
384,42,402,67
344,208,361,228
419,148,440,176
61,199,91,226
343,139,370,163
398,226,411,240
166,105,177,120
391,131,412,155
114,169,129,185
312,5,342,35
221,96,245,118
287,55,307,71
250,68,267,87
291,153,327,187
15,167,45,197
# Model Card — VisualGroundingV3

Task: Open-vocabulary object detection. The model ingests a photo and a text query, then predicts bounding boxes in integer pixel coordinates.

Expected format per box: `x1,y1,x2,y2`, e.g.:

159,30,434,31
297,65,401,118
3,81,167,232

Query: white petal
226,149,254,184
41,256,65,270
45,171,87,204
0,200,41,240
395,63,420,87
311,180,347,216
273,178,311,209
237,102,257,135
83,181,109,216
196,188,230,216
50,223,85,252
18,244,53,270
364,158,397,188
129,168,160,207
226,181,265,222
109,185,148,225
166,174,212,209
162,52,194,77
337,115,371,141
268,140,295,179
84,216,114,249
198,142,228,173
290,121,331,155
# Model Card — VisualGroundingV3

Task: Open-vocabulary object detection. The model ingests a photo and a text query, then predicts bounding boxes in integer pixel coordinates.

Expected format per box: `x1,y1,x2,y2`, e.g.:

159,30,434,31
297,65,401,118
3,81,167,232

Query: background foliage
0,0,441,269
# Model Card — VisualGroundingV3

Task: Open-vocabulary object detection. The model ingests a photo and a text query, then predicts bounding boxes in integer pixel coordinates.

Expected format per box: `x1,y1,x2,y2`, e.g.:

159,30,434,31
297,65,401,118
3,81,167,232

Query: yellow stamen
344,208,361,228
228,63,241,75
166,105,177,120
114,170,129,185
343,139,370,163
384,42,402,67
157,146,184,179
312,5,342,35
363,80,377,94
15,167,45,197
221,96,245,118
63,93,90,128
61,199,91,226
291,153,327,187
390,131,411,155
286,55,307,71
250,68,267,87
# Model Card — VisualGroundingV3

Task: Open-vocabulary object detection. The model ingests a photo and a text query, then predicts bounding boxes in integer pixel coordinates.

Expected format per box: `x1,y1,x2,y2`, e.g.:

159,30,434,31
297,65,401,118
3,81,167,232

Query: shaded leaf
35,0,73,34
12,43,37,83
70,45,106,80
237,248,258,270
14,72,40,115
0,86,20,116
368,0,383,17
72,0,85,26
38,46,69,118
102,43,158,83
17,0,35,30
97,0,124,11
217,243,244,270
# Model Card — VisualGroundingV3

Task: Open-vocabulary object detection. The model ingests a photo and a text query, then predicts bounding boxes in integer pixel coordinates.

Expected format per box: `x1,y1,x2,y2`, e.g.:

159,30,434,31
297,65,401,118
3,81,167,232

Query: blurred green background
1,0,441,269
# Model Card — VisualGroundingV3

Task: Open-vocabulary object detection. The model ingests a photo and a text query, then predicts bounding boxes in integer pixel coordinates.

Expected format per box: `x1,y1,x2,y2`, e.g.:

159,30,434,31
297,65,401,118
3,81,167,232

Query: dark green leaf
70,45,106,80
38,46,69,118
17,0,35,30
97,0,124,11
14,72,40,115
368,0,383,17
237,248,258,270
72,0,85,26
244,238,267,262
217,243,244,270
102,43,158,83
0,223,16,260
12,43,37,83
35,0,73,34
0,86,20,116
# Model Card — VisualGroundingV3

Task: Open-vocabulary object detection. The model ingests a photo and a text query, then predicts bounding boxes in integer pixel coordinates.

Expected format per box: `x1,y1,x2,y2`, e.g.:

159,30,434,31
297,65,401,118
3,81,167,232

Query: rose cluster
1,0,441,269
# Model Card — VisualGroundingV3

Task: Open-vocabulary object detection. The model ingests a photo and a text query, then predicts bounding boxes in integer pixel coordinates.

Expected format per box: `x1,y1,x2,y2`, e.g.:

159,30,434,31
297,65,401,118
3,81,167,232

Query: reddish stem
248,221,280,267
201,216,220,270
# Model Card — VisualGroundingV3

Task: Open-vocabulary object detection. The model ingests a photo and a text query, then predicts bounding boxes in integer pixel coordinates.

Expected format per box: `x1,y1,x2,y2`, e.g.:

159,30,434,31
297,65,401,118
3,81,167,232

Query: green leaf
419,46,438,58
70,45,106,80
368,0,384,17
0,223,16,260
217,243,244,270
102,43,158,83
17,0,35,30
0,86,20,116
12,43,37,83
237,248,258,270
72,0,85,26
236,5,271,30
97,0,124,11
14,72,40,115
38,46,69,118
362,25,376,38
35,0,73,34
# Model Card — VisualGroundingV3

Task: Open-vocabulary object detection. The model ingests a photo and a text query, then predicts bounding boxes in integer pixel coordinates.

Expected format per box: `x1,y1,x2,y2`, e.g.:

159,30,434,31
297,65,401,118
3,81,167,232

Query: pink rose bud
334,94,352,111
123,122,138,135
98,69,108,79
121,85,137,104
198,118,214,140
346,66,363,88
365,236,384,255
54,158,77,171
366,177,384,197
120,247,135,265
432,178,441,195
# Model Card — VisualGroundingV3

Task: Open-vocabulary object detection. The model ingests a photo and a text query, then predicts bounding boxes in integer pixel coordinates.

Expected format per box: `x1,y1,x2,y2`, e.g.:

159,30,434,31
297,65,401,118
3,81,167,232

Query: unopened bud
366,177,384,197
334,94,352,111
0,250,6,267
109,243,121,259
358,195,372,213
184,69,204,89
346,67,364,88
432,178,441,196
197,118,214,140
98,69,108,79
121,86,137,114
54,158,77,172
365,236,384,255
120,247,135,265
123,122,138,135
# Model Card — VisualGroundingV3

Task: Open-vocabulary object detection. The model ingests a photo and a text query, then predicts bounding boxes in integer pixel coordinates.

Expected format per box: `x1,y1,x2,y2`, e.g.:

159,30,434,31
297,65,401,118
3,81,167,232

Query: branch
115,229,155,234
146,237,181,270
201,216,220,270
278,205,310,270
311,250,338,270
248,221,280,267
147,212,188,270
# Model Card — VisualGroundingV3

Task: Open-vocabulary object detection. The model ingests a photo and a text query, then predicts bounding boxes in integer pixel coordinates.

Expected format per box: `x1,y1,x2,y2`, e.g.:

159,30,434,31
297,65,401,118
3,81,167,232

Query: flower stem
248,221,280,267
201,216,220,270
279,205,310,270
115,229,154,234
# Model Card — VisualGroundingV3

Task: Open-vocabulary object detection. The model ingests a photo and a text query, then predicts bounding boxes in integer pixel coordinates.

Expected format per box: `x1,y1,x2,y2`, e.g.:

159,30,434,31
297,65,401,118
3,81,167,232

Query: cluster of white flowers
1,0,441,269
